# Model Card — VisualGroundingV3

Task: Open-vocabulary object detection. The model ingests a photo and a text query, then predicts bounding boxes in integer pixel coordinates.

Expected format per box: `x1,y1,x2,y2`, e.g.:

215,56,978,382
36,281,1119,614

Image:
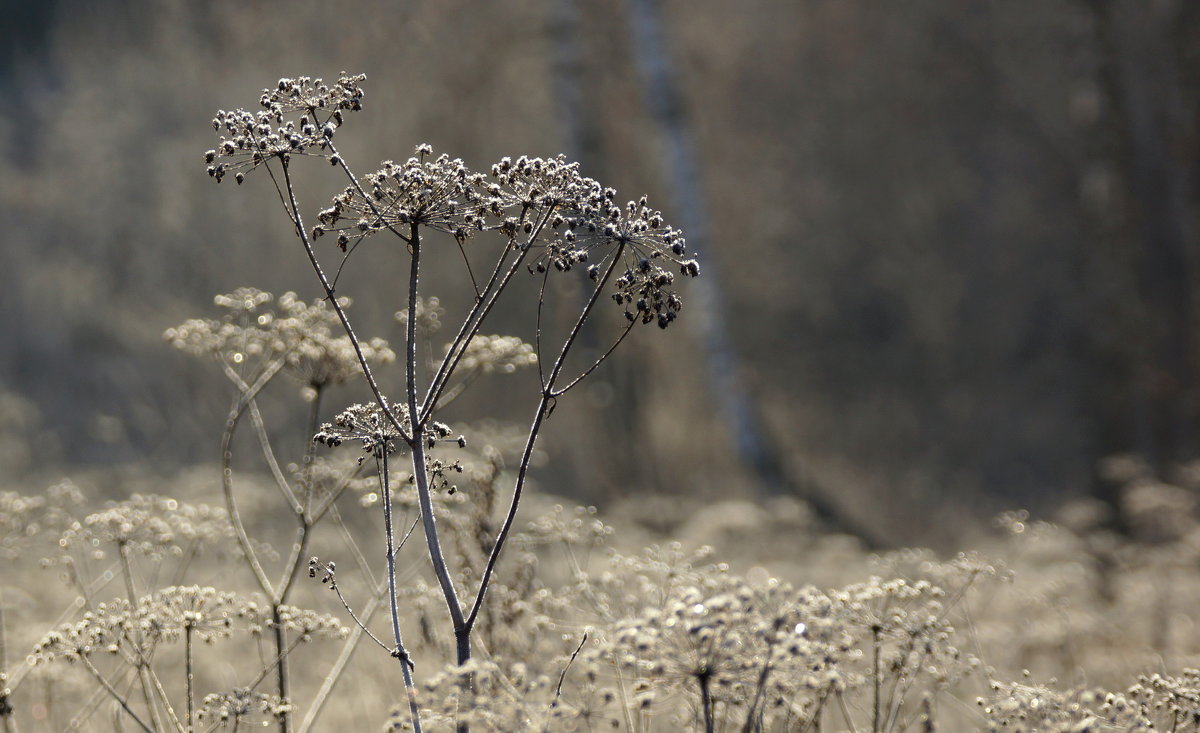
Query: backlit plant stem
378,447,423,732
184,624,194,733
404,223,468,662
77,656,154,733
277,160,412,446
222,357,288,596
466,242,626,631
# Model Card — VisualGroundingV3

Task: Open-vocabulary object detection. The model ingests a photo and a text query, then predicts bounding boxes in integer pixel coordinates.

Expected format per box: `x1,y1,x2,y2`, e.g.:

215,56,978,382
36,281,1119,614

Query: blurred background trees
3,0,1199,547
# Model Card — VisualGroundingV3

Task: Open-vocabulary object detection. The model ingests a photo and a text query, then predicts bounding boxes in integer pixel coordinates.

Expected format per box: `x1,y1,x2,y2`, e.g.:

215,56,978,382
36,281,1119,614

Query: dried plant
204,71,698,732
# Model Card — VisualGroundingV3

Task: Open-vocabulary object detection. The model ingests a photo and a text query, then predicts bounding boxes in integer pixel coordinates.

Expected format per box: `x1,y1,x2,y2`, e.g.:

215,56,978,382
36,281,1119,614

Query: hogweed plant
203,73,698,731
164,285,396,733
14,481,352,733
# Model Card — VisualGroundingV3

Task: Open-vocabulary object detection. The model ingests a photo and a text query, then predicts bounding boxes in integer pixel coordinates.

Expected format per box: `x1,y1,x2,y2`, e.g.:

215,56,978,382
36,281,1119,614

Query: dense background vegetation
3,0,1200,553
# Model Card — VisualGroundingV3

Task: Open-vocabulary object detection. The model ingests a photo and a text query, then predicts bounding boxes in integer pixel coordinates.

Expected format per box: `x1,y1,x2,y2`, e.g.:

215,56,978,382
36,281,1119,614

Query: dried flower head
29,585,347,666
451,334,538,374
978,679,1153,732
0,480,84,560
165,288,393,393
206,73,365,183
314,399,410,456
198,688,294,727
56,494,234,561
395,295,446,335
489,157,699,328
319,150,486,245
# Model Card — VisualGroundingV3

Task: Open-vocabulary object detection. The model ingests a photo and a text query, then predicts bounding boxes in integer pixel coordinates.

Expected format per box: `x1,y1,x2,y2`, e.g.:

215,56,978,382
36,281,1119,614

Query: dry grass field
5,454,1200,731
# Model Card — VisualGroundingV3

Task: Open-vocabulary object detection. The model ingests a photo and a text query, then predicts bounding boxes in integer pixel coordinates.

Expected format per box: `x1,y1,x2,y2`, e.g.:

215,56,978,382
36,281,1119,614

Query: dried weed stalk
205,72,698,732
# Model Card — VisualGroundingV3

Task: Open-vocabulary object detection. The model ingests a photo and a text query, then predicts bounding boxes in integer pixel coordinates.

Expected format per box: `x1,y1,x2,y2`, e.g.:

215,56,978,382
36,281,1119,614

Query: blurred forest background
2,0,1199,548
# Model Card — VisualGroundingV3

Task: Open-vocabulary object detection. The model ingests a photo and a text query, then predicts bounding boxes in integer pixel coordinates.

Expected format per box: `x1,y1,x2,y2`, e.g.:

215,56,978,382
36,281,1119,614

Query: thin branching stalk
309,461,370,526
418,205,558,424
297,587,386,733
609,658,637,733
697,671,714,733
270,607,291,733
0,588,15,733
246,634,309,694
184,624,194,733
378,447,423,732
328,504,377,585
403,224,468,666
328,583,390,654
742,620,783,733
220,353,297,732
268,387,325,733
872,624,883,733
534,267,551,390
219,360,302,515
274,518,314,599
323,139,414,245
222,357,288,596
77,656,155,733
419,232,522,418
550,320,636,397
219,336,336,733
299,386,324,511
63,683,111,733
247,398,303,513
466,242,626,631
275,160,411,445
836,689,860,733
544,632,589,731
799,685,832,733
138,661,186,733
268,522,311,713
117,541,139,608
882,629,933,733
117,541,167,733
119,630,186,733
170,540,200,588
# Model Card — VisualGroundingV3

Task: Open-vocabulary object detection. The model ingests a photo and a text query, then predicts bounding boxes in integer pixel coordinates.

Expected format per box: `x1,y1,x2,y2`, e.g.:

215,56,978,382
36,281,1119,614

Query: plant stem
697,673,714,733
117,542,167,733
0,587,16,733
297,584,387,733
742,621,781,733
138,661,186,733
419,205,557,424
379,449,423,733
276,161,411,446
466,242,626,631
872,625,882,733
271,607,291,733
77,656,155,733
401,224,467,655
299,386,324,512
269,388,324,733
184,625,194,733
217,360,303,515
222,358,288,596
836,689,860,733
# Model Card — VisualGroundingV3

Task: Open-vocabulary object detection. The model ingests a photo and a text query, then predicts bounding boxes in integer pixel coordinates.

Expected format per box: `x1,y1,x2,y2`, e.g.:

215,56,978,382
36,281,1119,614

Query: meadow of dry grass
5,454,1200,731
